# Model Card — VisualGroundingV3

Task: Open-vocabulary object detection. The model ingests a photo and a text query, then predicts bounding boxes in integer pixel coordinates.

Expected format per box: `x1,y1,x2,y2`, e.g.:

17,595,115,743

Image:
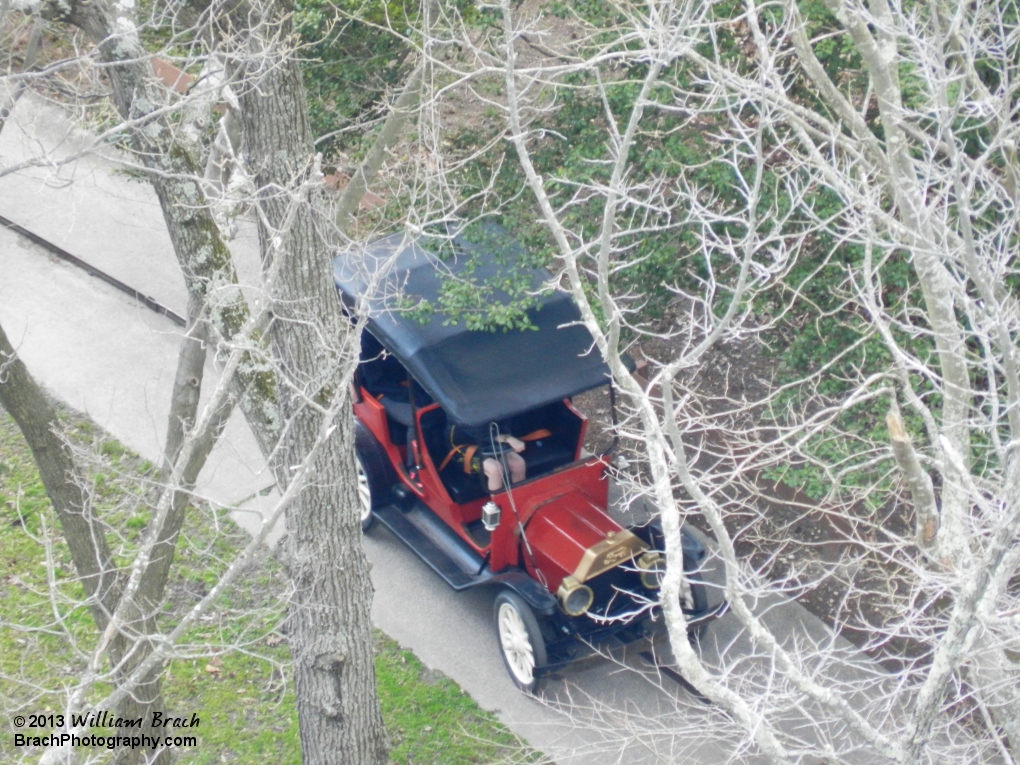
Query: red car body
338,226,723,690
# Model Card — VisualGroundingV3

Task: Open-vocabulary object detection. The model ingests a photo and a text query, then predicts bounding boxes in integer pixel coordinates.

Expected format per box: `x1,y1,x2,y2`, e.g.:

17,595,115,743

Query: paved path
0,91,895,765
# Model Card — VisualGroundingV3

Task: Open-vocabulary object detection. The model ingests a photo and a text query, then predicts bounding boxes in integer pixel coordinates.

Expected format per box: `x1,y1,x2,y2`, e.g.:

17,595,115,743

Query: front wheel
493,591,548,693
683,569,710,644
682,569,709,613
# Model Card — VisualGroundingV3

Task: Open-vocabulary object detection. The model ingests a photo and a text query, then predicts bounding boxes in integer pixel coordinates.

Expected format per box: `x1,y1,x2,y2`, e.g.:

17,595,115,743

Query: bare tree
0,0,426,760
0,52,239,758
403,0,1020,762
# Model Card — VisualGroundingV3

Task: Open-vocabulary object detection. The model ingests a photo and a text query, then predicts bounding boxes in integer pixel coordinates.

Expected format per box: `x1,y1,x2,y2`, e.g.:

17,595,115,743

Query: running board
373,503,494,591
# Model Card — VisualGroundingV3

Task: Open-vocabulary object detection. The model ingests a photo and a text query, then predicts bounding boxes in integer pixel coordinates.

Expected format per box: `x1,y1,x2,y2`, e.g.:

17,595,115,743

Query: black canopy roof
333,226,611,427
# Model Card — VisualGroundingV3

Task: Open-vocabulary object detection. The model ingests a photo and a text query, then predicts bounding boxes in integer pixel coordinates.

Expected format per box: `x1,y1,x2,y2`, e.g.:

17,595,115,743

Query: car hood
523,490,648,591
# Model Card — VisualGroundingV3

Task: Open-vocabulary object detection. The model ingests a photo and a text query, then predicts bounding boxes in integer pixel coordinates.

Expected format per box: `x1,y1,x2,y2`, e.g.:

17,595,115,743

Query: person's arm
498,434,526,453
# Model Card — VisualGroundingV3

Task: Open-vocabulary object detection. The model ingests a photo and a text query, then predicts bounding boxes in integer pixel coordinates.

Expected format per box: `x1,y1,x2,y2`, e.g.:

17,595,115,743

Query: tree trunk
0,319,169,764
231,9,388,764
0,320,118,628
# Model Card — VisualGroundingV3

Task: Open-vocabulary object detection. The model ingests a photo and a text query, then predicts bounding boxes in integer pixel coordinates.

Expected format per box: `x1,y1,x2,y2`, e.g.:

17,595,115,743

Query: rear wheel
355,455,376,532
357,448,391,534
494,591,548,693
354,423,399,533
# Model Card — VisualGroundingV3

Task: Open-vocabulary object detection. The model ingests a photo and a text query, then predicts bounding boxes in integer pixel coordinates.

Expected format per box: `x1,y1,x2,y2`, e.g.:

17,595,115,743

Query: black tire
493,591,548,693
359,448,389,534
354,424,396,533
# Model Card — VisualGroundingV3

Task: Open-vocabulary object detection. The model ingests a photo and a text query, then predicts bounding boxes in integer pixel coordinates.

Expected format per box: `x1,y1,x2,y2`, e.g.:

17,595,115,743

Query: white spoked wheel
494,591,547,693
356,456,375,532
683,569,709,645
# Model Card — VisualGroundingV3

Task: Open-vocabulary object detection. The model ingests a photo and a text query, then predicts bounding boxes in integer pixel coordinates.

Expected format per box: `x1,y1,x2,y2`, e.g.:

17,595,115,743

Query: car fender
633,518,706,571
490,569,558,617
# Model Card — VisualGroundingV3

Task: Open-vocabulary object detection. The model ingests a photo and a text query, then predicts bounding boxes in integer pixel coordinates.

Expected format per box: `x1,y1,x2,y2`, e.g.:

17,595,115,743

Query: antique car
333,226,723,691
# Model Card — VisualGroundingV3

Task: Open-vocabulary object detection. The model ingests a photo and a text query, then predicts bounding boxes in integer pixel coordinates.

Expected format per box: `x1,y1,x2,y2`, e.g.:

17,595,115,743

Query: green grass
0,407,542,764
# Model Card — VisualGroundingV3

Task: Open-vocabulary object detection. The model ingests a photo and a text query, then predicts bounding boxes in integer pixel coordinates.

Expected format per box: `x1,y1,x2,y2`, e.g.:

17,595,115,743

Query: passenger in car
444,422,527,492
